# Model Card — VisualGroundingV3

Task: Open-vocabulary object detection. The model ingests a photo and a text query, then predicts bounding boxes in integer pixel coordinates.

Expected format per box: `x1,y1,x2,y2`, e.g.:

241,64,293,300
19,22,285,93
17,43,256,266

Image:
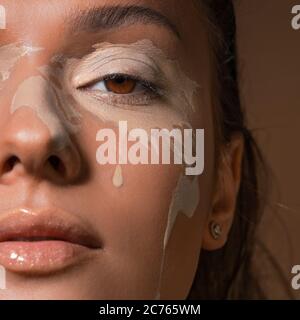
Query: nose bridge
0,73,82,183
11,74,71,150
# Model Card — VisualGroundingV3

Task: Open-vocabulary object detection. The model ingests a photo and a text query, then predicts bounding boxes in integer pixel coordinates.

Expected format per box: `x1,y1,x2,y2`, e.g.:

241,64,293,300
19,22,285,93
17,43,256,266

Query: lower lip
0,241,94,274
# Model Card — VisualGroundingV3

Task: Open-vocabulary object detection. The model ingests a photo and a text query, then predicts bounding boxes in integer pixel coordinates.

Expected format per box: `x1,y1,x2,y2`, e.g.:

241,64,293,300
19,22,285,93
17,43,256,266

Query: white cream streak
11,76,73,150
9,55,81,148
0,43,43,83
155,174,200,299
0,43,80,146
69,40,200,132
164,175,200,248
37,63,82,130
70,40,202,299
3,39,202,298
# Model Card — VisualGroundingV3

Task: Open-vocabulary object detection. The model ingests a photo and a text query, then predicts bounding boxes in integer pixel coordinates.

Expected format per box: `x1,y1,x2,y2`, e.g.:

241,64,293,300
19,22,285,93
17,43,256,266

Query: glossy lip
0,208,102,274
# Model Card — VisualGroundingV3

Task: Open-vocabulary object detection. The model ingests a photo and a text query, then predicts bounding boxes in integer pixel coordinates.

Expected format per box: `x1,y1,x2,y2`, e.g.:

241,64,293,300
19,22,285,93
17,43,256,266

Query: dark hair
188,0,268,299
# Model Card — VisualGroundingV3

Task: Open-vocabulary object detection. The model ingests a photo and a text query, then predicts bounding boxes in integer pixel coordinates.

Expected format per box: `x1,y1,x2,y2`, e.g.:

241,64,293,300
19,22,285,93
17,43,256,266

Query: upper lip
0,207,102,249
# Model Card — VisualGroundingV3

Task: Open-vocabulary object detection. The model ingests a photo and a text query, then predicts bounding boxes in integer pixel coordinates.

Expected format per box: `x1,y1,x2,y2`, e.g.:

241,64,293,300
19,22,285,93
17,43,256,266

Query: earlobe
202,133,244,251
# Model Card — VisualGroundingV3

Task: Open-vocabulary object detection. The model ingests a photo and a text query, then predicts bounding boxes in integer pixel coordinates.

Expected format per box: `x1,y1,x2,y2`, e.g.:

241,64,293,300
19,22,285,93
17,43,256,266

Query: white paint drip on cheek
66,39,202,298
11,75,72,150
155,174,200,299
164,175,200,248
112,165,123,188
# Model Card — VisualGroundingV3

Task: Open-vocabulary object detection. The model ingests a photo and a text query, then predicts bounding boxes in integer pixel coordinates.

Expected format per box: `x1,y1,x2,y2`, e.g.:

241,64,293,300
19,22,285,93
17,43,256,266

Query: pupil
114,76,126,84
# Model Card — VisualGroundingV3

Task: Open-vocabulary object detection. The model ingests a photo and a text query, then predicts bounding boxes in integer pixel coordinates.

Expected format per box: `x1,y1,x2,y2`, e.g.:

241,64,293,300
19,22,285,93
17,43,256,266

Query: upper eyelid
85,73,157,89
88,56,160,75
72,68,168,98
71,51,163,88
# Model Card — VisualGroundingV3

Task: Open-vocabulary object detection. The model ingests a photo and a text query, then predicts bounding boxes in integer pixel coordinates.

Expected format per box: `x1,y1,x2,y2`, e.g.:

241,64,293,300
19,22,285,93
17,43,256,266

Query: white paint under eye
68,40,200,132
112,165,124,188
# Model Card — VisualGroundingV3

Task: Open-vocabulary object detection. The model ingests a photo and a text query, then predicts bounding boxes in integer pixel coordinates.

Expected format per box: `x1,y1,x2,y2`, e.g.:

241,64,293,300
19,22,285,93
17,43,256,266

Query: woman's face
0,0,217,299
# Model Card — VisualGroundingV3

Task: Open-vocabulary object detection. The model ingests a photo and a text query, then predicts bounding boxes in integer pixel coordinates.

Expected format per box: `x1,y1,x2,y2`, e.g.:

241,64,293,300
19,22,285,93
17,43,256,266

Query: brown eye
105,76,137,94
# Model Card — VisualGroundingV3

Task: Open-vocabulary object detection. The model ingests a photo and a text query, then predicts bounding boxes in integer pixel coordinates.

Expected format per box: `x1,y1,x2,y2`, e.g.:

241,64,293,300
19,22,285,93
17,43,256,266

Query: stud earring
210,221,222,240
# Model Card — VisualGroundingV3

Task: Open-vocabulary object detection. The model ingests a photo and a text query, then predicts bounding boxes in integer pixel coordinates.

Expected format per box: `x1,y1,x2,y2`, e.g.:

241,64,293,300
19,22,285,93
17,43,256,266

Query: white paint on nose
11,75,71,150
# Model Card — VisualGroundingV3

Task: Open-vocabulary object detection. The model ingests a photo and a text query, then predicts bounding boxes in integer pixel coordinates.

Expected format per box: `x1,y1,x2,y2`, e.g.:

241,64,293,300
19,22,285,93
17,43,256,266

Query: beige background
236,0,300,299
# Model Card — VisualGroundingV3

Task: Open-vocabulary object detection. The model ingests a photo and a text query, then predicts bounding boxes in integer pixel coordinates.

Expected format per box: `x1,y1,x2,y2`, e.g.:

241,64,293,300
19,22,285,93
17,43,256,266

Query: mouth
0,208,102,274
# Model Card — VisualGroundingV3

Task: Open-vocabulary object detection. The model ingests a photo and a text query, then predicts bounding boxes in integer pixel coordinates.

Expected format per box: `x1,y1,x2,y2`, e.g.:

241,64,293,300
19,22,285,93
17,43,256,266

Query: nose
0,105,81,185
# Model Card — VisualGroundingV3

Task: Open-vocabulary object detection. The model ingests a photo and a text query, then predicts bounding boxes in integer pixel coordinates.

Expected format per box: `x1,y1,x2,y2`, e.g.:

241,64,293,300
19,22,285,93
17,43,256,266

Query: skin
0,0,243,299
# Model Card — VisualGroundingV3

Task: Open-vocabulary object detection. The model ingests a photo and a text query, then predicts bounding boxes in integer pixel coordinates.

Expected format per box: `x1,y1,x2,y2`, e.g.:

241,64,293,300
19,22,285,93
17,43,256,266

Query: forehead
0,0,205,41
0,1,210,68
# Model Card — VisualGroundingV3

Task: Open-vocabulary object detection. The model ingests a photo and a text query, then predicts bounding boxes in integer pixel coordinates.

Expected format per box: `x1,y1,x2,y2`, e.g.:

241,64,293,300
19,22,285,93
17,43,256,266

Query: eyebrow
69,5,180,39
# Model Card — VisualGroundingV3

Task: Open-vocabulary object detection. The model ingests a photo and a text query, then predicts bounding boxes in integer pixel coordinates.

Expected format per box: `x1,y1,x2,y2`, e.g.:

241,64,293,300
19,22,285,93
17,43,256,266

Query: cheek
71,115,191,297
73,89,215,298
78,112,214,299
104,163,182,257
158,104,216,299
158,170,214,299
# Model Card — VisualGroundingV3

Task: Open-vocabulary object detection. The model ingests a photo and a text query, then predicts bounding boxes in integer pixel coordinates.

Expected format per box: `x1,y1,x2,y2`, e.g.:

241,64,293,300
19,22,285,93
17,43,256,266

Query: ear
202,133,244,251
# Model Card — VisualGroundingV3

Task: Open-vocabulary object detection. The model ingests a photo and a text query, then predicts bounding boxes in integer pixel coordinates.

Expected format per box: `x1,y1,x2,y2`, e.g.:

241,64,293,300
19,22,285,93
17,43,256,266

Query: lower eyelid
83,87,159,106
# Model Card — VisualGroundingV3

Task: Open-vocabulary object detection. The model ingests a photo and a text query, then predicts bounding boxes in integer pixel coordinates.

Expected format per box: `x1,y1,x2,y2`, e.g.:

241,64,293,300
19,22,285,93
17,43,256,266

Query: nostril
2,156,20,174
48,155,66,176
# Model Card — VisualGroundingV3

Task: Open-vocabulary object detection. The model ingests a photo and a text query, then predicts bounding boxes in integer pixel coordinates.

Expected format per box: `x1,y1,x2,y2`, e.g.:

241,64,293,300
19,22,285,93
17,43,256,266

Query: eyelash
79,73,163,106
